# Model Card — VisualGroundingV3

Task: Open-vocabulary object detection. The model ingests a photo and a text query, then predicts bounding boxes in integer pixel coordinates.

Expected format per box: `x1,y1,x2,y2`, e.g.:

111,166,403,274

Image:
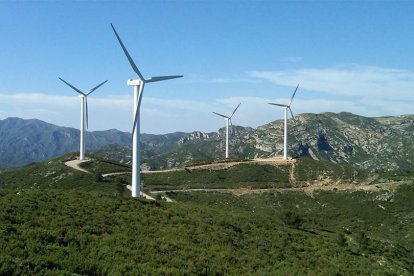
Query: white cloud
249,64,414,100
144,97,211,112
283,56,303,63
1,68,414,135
0,93,130,131
183,75,259,84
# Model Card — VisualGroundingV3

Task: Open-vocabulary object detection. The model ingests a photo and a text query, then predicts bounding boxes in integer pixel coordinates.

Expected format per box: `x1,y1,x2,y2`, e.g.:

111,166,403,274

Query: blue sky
1,1,414,134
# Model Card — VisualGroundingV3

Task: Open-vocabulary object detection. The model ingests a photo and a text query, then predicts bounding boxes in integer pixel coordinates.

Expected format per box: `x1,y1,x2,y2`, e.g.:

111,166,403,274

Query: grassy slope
0,186,413,274
0,154,128,196
142,163,291,191
140,157,369,191
0,155,413,274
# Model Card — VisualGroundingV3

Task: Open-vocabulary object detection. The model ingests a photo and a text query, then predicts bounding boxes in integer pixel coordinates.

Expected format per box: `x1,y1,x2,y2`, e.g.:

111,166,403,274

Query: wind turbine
268,84,299,160
111,23,183,198
213,103,241,159
59,77,108,161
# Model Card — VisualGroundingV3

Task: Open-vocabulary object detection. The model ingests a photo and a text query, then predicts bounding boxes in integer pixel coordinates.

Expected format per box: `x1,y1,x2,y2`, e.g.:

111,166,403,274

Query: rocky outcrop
178,131,214,144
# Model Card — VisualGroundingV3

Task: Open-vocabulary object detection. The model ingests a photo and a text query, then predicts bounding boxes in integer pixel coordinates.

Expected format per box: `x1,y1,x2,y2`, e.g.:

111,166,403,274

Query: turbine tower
268,84,299,160
111,23,183,198
59,77,108,160
213,103,241,159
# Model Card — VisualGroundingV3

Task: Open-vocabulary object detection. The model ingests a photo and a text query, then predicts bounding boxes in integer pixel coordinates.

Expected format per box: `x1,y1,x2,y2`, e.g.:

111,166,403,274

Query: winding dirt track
64,159,91,173
64,158,163,201
150,181,409,197
102,172,131,177
141,158,295,174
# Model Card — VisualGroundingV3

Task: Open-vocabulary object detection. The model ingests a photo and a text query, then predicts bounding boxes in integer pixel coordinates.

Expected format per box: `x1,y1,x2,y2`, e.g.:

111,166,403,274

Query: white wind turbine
213,103,241,159
59,77,108,161
268,84,299,160
111,23,183,198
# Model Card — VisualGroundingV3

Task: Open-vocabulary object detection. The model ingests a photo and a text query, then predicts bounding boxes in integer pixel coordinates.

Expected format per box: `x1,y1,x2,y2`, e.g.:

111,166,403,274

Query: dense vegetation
293,158,369,184
0,185,413,274
142,163,291,191
0,155,413,274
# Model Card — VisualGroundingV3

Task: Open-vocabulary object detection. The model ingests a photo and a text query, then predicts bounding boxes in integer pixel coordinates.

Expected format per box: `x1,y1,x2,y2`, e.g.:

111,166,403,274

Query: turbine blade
289,107,295,121
110,23,145,80
87,80,108,95
268,103,288,107
58,77,86,96
230,118,233,135
145,75,183,83
288,84,299,106
213,112,228,118
85,97,89,129
230,103,241,118
131,104,139,138
131,83,144,139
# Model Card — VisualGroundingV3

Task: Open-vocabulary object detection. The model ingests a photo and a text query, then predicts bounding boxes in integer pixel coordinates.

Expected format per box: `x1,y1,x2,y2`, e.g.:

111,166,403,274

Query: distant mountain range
0,118,129,168
1,113,414,172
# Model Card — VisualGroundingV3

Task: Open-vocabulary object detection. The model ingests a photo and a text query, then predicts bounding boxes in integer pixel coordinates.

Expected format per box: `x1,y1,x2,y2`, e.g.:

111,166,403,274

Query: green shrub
336,232,347,248
281,210,302,229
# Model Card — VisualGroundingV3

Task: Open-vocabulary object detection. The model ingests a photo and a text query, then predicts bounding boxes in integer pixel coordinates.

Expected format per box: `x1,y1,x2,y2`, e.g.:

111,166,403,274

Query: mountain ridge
1,112,414,171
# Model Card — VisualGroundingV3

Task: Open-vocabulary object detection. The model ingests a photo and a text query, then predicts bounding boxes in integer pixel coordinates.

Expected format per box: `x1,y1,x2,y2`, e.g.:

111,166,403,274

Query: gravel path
64,159,91,173
149,180,410,197
141,158,294,174
102,172,131,177
64,159,160,201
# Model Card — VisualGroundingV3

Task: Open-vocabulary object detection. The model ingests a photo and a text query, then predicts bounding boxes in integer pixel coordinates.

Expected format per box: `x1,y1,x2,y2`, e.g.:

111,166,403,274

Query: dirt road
64,159,160,201
149,180,410,197
142,157,294,174
64,159,91,173
102,172,131,177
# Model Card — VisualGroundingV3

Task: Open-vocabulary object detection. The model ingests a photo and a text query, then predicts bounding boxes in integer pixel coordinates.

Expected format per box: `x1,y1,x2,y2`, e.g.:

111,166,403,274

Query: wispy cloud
249,64,414,100
210,77,259,84
1,70,413,135
283,56,303,63
144,97,212,112
183,75,259,84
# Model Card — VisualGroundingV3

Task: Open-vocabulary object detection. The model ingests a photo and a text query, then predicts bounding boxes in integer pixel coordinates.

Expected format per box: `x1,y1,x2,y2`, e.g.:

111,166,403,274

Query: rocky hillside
2,113,414,172
138,112,414,172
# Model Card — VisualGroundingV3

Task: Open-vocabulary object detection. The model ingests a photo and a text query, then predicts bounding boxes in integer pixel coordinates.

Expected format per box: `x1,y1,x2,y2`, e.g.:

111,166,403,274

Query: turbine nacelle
213,103,241,158
268,84,299,121
111,23,183,138
213,102,241,120
59,77,107,161
268,84,300,160
127,79,142,86
59,77,108,129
